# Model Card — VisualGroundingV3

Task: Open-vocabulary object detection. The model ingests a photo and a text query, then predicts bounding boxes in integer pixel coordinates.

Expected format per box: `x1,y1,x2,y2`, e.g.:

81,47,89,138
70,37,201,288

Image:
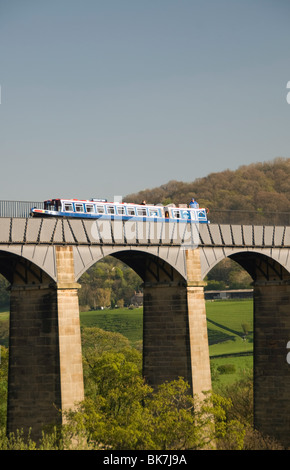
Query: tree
205,258,252,291
94,287,111,309
219,371,254,427
78,257,142,309
66,348,153,450
144,378,202,450
241,322,251,338
64,346,246,450
126,158,290,221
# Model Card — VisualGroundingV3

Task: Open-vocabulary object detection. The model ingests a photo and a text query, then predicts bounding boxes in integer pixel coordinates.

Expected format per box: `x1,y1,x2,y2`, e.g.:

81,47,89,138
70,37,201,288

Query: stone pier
7,246,84,440
143,249,212,395
254,280,290,447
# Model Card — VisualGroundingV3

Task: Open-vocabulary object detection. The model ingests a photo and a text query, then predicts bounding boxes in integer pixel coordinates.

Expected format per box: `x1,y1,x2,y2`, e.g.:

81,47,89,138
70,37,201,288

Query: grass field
1,300,252,355
80,300,253,352
206,299,253,386
0,307,9,321
80,307,143,345
80,299,254,386
210,355,253,387
206,300,253,356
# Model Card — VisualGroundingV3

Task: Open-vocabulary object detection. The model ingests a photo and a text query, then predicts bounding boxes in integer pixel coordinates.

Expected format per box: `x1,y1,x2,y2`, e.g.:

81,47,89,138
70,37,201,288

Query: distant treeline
78,257,142,310
125,157,290,224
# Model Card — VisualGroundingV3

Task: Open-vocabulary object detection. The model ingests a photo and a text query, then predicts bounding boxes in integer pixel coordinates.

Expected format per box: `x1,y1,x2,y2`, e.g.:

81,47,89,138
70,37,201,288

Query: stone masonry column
55,246,84,415
8,283,61,439
186,249,212,396
254,280,290,447
143,248,212,396
7,246,84,440
143,281,192,388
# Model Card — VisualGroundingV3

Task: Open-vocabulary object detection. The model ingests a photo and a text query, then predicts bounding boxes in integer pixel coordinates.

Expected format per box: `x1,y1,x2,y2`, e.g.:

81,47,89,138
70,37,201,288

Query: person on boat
189,197,199,208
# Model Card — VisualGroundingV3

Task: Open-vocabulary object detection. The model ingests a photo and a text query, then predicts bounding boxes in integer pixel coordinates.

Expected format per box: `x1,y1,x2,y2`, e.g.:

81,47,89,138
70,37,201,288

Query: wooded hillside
125,157,290,214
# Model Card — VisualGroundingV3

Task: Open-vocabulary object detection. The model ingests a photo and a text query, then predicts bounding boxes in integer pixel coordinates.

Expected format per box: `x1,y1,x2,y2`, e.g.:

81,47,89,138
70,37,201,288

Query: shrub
217,364,236,374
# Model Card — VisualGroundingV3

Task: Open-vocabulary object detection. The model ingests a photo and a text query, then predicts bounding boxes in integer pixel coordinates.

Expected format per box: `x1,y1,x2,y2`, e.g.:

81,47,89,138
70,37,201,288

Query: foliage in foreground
62,341,246,450
0,327,286,450
0,339,245,450
64,372,244,450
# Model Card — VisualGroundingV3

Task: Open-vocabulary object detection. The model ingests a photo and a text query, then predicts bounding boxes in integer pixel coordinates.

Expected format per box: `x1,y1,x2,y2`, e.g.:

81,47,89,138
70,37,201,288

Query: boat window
117,206,125,215
96,205,105,214
86,204,94,213
55,200,61,210
137,207,147,216
127,207,136,216
107,205,115,214
149,208,159,217
64,203,74,212
172,210,181,219
198,210,206,219
181,210,190,219
75,203,84,212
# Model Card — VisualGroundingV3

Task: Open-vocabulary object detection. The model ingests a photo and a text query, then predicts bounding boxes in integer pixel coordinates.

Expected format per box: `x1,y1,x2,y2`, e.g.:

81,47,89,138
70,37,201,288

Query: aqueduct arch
202,248,290,447
110,249,209,390
75,247,211,392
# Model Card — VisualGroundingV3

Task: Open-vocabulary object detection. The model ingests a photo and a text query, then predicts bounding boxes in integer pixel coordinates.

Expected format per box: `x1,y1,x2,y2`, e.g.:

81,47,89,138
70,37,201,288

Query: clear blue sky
0,0,290,202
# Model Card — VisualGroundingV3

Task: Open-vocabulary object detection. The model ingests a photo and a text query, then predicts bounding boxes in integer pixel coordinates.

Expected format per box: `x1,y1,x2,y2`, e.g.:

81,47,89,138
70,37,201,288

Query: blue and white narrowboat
31,198,209,223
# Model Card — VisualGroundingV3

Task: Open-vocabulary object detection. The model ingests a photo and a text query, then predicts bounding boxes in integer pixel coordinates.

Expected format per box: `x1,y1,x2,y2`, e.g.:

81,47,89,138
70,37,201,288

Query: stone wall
8,284,61,438
143,249,212,396
254,280,290,447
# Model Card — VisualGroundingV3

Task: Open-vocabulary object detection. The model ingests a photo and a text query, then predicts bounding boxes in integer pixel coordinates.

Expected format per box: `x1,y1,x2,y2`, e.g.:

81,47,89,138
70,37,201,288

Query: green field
206,299,253,356
210,355,253,387
1,300,253,352
80,300,253,386
80,307,143,345
207,300,253,386
80,300,253,353
0,307,9,321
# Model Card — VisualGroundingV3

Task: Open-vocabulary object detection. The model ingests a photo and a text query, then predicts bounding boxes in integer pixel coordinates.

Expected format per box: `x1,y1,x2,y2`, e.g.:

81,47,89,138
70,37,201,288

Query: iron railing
0,201,289,226
208,210,290,226
0,200,43,218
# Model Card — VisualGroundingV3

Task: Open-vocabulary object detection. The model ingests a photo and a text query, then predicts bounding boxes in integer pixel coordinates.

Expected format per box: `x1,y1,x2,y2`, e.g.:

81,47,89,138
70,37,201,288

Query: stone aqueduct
1,215,290,446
